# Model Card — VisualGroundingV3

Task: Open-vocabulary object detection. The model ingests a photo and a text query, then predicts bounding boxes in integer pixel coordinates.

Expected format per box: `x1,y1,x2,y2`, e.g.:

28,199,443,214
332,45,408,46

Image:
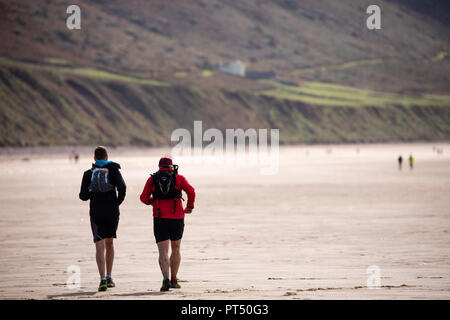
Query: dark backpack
89,167,114,193
151,170,182,200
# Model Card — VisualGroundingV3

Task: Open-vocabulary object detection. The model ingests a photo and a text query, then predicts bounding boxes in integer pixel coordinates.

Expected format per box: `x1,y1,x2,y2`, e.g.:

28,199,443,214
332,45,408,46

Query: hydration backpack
151,170,182,200
89,167,115,193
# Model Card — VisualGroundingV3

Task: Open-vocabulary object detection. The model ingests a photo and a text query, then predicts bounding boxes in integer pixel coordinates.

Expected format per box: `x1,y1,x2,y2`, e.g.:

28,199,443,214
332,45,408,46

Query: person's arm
140,176,154,205
79,171,91,201
180,175,195,213
115,169,126,206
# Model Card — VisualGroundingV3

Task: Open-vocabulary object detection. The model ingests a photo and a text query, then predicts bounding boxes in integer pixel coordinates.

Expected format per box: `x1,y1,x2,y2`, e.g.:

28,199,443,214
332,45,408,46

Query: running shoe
170,279,181,289
160,278,171,292
98,279,108,291
106,276,115,288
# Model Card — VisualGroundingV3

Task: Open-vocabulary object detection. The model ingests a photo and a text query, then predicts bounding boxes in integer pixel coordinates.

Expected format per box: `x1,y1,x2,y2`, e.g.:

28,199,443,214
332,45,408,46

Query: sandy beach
0,143,449,300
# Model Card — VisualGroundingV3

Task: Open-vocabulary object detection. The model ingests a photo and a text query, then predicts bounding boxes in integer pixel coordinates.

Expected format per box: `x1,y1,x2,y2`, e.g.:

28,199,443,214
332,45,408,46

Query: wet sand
0,143,449,300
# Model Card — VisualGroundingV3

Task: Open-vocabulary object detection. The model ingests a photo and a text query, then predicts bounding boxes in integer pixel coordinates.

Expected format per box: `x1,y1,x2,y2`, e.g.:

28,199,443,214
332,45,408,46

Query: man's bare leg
170,240,181,279
157,240,170,278
157,240,171,291
105,238,114,276
95,239,106,278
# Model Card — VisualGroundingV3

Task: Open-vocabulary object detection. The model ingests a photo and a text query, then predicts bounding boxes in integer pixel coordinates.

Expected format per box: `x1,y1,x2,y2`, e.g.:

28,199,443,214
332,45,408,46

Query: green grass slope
1,62,449,147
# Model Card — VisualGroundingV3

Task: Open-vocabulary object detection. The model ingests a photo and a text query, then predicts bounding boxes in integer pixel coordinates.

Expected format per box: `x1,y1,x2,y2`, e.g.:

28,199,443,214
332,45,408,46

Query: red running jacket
139,168,195,219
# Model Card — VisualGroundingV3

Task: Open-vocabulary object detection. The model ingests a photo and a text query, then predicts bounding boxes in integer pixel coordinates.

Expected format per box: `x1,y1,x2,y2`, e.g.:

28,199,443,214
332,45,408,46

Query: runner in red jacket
140,157,195,291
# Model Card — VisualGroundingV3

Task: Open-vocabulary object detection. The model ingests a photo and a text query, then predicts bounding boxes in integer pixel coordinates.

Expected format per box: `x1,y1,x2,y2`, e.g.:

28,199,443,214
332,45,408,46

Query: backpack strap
151,173,161,220
157,204,161,219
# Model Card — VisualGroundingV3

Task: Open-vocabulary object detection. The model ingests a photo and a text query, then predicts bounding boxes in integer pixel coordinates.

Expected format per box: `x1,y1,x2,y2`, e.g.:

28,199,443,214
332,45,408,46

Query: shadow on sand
48,290,166,299
111,291,166,297
47,291,97,299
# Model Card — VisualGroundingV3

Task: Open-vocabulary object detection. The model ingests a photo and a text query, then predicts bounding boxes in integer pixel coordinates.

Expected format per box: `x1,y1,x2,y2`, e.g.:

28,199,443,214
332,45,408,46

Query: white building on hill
218,59,246,77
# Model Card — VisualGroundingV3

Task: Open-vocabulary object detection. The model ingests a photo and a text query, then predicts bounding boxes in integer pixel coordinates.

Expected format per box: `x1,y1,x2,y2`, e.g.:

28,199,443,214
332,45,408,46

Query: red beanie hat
158,157,173,167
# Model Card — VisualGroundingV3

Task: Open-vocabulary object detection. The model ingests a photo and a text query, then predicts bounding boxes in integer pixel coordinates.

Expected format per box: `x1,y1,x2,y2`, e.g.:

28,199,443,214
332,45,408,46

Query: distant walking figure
398,155,403,170
79,146,126,291
408,154,414,170
140,157,195,292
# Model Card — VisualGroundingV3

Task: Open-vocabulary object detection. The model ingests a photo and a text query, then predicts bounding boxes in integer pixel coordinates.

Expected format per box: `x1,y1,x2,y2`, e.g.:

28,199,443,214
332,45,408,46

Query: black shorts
90,215,119,243
153,217,184,243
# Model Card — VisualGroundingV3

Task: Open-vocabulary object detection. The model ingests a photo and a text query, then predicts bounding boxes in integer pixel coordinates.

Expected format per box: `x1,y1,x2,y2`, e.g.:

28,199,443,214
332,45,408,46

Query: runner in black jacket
79,146,126,291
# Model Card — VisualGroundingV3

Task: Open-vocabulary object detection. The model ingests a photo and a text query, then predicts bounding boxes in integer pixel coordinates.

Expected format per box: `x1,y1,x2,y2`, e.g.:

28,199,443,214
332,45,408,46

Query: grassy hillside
1,59,449,147
1,0,449,94
0,0,449,146
258,80,450,108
